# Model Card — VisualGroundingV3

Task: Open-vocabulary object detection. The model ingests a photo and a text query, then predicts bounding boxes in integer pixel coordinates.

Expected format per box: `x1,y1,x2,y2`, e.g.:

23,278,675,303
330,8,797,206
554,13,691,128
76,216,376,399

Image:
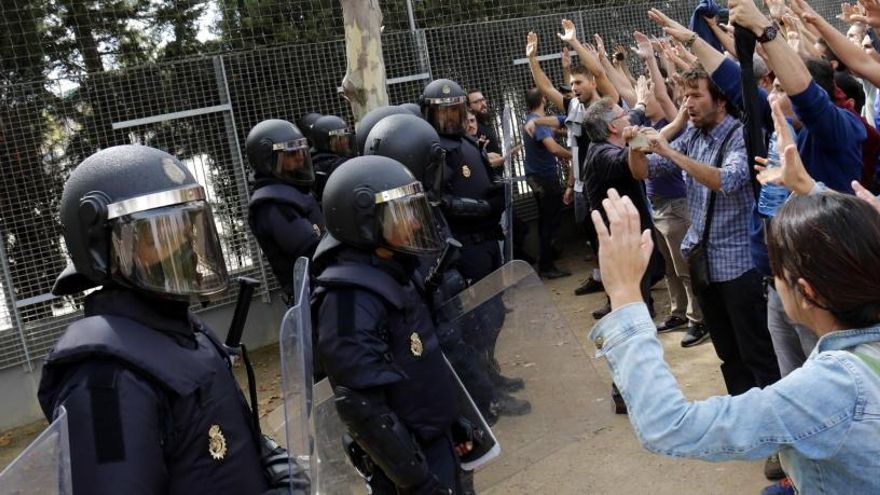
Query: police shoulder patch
410,332,423,357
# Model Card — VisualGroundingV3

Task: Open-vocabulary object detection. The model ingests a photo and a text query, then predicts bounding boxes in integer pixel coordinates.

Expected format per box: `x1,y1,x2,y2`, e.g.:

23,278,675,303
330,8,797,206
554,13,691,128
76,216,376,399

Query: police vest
313,261,458,441
39,315,267,494
248,183,324,294
439,135,501,233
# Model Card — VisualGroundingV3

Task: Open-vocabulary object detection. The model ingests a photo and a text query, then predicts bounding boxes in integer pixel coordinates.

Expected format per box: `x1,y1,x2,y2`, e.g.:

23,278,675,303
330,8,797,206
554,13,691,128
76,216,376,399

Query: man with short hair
525,20,620,299
523,87,573,279
630,68,781,397
468,89,501,155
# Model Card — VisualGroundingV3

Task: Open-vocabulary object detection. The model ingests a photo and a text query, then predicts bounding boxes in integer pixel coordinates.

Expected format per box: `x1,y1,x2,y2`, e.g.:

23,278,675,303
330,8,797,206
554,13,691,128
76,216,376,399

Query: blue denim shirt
589,303,880,494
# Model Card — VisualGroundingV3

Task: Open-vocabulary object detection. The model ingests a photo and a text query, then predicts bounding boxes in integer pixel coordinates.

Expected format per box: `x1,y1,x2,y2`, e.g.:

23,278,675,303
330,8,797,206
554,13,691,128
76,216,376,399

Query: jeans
651,196,703,324
766,286,819,377
694,269,780,395
526,174,564,270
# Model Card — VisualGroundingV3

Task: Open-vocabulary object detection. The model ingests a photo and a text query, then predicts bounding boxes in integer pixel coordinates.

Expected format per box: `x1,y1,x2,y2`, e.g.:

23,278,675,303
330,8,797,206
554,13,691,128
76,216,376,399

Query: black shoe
491,373,525,393
491,393,532,417
574,277,604,295
591,301,611,320
539,266,572,279
681,323,711,347
657,315,688,333
764,453,786,481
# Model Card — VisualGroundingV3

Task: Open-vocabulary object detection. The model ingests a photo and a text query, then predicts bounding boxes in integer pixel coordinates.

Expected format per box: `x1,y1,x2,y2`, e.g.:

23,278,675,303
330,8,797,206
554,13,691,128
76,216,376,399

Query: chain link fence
0,0,848,369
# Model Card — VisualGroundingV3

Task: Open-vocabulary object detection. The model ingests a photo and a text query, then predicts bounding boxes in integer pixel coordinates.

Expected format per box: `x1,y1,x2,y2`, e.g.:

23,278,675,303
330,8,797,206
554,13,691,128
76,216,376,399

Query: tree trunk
340,0,388,126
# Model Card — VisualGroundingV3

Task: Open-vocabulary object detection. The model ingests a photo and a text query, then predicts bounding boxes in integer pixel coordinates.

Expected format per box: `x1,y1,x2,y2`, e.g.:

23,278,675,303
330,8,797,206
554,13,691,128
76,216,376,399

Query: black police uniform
313,246,461,493
248,175,324,296
311,151,348,201
38,288,268,495
438,134,505,284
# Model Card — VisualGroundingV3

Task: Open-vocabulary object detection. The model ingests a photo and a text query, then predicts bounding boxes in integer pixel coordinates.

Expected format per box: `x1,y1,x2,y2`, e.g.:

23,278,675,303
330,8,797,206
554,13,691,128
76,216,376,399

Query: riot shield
0,407,71,495
435,260,609,491
278,256,317,492
501,103,514,263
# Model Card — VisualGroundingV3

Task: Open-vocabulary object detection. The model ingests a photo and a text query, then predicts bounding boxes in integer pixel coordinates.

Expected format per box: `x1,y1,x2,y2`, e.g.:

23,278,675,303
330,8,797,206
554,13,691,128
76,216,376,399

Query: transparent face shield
328,128,355,157
273,138,315,185
424,96,468,136
109,192,228,301
375,182,444,255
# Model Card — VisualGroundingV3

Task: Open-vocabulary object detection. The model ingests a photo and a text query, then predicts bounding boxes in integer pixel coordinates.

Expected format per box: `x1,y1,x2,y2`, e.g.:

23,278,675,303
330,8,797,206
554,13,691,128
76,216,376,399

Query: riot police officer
354,105,410,154
245,119,324,297
312,156,467,494
419,79,521,395
38,145,305,495
310,114,355,200
364,114,531,421
297,111,323,142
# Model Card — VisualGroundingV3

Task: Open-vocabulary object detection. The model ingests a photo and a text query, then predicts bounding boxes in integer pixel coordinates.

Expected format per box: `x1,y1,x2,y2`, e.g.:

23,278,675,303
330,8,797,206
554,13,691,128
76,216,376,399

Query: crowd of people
24,0,880,494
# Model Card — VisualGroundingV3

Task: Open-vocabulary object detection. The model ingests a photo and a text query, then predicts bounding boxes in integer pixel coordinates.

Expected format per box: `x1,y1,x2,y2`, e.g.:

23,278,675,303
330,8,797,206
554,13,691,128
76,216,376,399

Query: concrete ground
0,246,772,494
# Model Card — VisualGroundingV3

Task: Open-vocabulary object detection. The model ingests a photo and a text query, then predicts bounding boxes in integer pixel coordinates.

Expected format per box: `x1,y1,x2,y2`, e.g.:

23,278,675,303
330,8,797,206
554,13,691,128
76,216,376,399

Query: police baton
224,276,264,439
225,276,261,353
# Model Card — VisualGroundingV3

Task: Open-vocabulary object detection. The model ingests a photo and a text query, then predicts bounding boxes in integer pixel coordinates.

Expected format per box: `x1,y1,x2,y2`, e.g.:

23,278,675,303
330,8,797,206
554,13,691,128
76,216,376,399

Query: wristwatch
757,23,779,44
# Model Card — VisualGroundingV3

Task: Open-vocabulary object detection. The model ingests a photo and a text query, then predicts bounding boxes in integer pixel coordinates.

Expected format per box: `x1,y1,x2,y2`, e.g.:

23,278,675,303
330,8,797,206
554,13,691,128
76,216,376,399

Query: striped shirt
648,115,755,282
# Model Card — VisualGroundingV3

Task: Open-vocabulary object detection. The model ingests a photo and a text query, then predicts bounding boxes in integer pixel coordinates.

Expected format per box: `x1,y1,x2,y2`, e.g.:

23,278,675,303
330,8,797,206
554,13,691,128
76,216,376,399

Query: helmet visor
329,129,355,157
110,200,228,300
273,138,315,185
424,97,467,136
376,182,443,255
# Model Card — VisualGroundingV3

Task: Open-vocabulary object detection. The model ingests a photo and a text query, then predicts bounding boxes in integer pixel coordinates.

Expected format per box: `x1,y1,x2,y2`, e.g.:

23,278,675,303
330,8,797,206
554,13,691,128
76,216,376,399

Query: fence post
213,55,271,303
0,231,33,372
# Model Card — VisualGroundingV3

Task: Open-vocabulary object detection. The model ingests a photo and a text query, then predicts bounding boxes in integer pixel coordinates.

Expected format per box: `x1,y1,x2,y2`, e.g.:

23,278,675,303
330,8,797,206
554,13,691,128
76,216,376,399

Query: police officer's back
312,156,462,494
245,119,324,296
38,145,286,494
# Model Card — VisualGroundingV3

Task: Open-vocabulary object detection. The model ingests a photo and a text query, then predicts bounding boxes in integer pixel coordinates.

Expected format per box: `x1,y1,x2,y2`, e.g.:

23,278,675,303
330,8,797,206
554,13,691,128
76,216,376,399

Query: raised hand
561,46,571,68
594,33,608,58
635,75,652,105
765,0,787,19
648,8,696,43
790,0,820,25
729,0,773,36
526,31,538,58
855,0,880,28
557,18,577,44
755,100,815,195
632,31,653,59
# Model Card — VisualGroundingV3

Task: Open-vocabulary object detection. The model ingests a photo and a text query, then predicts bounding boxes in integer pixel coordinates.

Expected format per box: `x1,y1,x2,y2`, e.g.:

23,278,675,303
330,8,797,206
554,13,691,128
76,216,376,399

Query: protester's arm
634,31,678,122
704,15,738,58
561,46,572,87
596,34,636,107
792,0,880,87
650,126,749,193
558,19,620,103
648,8,728,74
588,191,858,463
659,104,690,142
541,137,572,160
527,32,565,111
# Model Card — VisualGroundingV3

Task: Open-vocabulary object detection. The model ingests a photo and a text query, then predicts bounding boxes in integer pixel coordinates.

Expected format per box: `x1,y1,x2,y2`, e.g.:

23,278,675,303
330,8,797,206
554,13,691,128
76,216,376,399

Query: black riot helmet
53,145,228,301
245,119,315,187
321,156,443,255
399,103,422,116
364,114,446,195
419,78,468,137
297,112,323,141
355,105,409,154
311,115,355,157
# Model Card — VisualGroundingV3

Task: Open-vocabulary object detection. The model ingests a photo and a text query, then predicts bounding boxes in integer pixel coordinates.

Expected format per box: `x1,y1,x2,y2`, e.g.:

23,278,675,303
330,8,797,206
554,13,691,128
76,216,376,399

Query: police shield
435,260,610,490
277,257,364,494
0,407,72,495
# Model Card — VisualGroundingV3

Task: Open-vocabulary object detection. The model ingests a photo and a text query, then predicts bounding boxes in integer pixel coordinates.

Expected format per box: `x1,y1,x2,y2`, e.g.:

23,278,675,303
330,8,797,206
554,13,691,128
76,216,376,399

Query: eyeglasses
611,110,628,121
469,97,486,105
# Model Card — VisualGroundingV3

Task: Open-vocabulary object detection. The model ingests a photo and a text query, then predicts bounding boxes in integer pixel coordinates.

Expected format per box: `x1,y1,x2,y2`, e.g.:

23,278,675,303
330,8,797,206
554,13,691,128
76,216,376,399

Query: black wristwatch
757,23,779,44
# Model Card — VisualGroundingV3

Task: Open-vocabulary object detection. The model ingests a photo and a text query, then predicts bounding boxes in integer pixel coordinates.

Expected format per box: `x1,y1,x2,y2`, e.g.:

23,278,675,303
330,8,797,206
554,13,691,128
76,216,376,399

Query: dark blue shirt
523,112,560,178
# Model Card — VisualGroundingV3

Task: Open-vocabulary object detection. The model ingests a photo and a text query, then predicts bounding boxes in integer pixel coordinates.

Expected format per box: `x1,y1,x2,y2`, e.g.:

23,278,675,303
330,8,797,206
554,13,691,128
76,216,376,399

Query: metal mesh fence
0,0,850,369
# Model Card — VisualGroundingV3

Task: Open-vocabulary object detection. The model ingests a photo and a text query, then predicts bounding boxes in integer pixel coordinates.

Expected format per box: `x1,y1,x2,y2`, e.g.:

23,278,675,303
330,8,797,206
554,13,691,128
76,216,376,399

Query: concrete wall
0,289,290,432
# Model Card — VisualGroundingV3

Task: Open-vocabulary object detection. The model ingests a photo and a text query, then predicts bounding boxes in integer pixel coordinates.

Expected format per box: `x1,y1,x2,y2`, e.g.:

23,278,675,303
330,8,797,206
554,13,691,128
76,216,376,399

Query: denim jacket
589,303,880,494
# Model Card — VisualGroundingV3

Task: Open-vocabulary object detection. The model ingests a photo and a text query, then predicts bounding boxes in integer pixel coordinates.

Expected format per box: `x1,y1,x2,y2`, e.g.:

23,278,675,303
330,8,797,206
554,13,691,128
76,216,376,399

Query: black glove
260,435,310,493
